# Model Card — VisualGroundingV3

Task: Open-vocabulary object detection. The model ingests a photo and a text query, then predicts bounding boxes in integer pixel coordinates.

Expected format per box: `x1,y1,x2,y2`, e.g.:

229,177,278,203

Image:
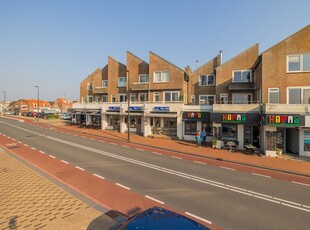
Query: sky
0,0,310,102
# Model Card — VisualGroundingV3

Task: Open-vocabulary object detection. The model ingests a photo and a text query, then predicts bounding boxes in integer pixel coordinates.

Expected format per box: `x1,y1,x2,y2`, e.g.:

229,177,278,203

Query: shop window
221,124,237,141
185,121,196,135
201,122,213,136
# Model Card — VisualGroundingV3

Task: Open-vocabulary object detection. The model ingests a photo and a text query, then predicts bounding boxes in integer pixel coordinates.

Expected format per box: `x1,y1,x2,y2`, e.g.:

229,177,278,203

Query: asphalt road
1,117,310,230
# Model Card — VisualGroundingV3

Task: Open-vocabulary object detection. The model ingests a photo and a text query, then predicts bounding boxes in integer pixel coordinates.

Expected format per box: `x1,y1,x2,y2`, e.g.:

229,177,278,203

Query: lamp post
34,86,39,120
2,91,6,115
126,70,131,142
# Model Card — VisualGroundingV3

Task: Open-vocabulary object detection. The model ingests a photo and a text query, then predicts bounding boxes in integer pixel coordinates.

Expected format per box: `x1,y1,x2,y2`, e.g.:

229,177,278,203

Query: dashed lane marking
220,166,235,171
61,160,69,164
194,161,207,165
145,195,165,204
116,183,130,190
171,156,182,160
49,155,56,159
292,181,310,187
252,173,271,178
185,212,212,225
93,174,105,180
75,166,85,171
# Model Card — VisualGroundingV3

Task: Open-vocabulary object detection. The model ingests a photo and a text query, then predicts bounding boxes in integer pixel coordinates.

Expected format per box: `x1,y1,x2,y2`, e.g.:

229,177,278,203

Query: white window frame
164,91,179,102
287,54,310,72
95,96,100,103
111,95,116,102
153,71,170,83
102,80,108,88
191,95,195,104
268,88,279,104
232,70,252,83
118,77,127,87
82,96,86,103
220,93,228,104
154,92,160,102
118,94,127,102
139,74,149,83
87,95,93,103
87,82,92,90
130,93,135,102
199,95,215,105
199,74,215,86
102,95,108,102
138,93,148,102
287,86,310,104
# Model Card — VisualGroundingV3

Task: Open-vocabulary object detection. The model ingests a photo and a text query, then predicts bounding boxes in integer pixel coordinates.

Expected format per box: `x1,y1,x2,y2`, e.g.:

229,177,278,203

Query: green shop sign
265,115,300,127
222,113,246,123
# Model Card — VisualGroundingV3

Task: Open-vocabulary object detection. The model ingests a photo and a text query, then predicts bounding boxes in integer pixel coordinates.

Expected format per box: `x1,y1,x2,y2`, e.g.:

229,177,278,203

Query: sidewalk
36,118,310,176
0,149,110,229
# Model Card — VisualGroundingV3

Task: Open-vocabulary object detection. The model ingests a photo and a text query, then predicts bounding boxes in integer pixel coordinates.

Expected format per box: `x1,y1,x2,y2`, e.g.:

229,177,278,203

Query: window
154,71,170,83
287,54,310,72
130,93,135,102
139,93,148,102
164,91,179,102
185,121,197,135
268,88,279,103
154,92,160,102
102,95,108,102
87,82,92,90
199,74,215,86
220,94,228,104
139,74,149,83
88,96,93,103
232,93,252,104
233,70,252,82
191,95,195,104
199,95,215,105
111,95,116,102
119,94,127,102
222,124,237,141
288,87,310,104
118,77,127,87
82,96,86,103
102,80,108,88
95,96,100,103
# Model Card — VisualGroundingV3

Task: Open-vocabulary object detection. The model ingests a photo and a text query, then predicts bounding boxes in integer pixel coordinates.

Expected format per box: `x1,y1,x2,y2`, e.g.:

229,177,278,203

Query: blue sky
0,0,310,101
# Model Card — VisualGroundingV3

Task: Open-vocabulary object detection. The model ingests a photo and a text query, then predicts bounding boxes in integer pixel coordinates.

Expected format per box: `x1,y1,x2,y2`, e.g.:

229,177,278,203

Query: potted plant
276,148,282,155
212,138,217,149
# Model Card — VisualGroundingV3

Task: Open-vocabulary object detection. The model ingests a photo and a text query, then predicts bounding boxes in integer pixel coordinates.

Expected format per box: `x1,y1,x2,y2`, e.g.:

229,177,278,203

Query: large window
154,71,170,83
199,74,215,86
185,121,197,135
288,87,310,104
87,82,92,90
199,95,215,105
287,54,310,72
233,70,252,82
268,88,279,103
220,93,228,104
102,80,108,88
88,96,93,103
191,95,195,104
154,92,160,102
232,93,252,104
118,77,127,87
102,95,108,102
164,91,179,102
221,124,237,141
139,74,149,83
130,93,135,102
139,93,148,102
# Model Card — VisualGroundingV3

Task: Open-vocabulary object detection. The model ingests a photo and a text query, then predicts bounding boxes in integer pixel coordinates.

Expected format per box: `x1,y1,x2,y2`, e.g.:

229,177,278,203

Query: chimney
219,50,223,65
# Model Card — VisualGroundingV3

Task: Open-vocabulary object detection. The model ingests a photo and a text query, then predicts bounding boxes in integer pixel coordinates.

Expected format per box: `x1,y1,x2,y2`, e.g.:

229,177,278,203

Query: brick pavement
0,150,104,230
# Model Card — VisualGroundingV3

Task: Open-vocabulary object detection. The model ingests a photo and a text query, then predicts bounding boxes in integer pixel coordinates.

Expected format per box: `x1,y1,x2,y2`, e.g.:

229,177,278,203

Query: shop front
182,111,211,142
261,114,301,157
211,112,260,150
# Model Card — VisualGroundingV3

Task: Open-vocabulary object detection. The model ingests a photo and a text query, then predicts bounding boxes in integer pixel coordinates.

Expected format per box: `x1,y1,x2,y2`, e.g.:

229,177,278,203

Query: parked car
98,206,211,230
60,113,71,120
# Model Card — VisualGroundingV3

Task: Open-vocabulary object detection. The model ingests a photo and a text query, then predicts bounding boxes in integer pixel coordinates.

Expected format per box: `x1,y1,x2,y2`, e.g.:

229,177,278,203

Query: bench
244,145,260,155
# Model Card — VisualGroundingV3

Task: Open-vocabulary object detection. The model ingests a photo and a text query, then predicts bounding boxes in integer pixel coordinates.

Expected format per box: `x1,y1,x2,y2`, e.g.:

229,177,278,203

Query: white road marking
24,144,28,147
136,148,145,151
75,166,85,171
220,166,235,171
31,147,36,150
171,156,182,159
252,173,271,178
93,174,105,180
152,152,162,155
185,212,212,224
49,155,56,159
122,145,129,148
90,138,95,140
145,195,165,204
61,160,69,164
194,161,207,165
292,181,310,187
44,135,310,213
116,183,130,190
110,143,117,145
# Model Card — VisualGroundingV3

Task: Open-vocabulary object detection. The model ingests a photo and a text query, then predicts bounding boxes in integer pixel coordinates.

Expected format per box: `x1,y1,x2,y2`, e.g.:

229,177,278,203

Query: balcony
131,83,149,91
93,87,108,94
263,104,310,114
213,103,261,113
228,82,255,91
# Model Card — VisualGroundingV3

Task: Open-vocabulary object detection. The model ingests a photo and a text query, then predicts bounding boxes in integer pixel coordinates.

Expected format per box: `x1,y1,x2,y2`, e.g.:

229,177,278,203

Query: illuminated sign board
108,106,120,111
153,106,170,112
129,106,143,111
265,115,300,127
222,113,246,123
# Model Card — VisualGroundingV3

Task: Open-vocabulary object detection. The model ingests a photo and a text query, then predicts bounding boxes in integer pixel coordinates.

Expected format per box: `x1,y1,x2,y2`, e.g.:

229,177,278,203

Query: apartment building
51,98,73,113
14,99,51,114
74,24,310,157
257,25,310,157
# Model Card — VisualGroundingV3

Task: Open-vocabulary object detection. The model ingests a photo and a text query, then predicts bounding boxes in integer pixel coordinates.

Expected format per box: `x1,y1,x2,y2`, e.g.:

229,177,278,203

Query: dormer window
199,74,215,86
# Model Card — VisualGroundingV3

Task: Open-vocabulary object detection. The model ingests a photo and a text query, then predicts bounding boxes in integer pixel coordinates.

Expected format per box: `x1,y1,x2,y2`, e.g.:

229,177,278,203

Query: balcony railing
93,87,108,94
228,82,255,91
131,83,149,91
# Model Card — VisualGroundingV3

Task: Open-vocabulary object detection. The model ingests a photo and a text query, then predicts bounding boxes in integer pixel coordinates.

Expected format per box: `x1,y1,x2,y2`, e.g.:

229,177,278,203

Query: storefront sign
222,113,246,123
265,115,300,127
129,106,143,111
108,106,120,111
153,106,170,112
182,112,209,121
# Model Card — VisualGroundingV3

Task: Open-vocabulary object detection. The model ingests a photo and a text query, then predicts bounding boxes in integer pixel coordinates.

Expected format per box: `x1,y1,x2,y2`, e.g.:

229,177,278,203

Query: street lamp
34,86,39,120
2,91,6,115
126,70,131,142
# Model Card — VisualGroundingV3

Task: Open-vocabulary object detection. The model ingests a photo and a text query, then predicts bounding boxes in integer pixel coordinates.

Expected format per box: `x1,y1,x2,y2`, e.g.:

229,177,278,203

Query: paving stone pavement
0,150,104,230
